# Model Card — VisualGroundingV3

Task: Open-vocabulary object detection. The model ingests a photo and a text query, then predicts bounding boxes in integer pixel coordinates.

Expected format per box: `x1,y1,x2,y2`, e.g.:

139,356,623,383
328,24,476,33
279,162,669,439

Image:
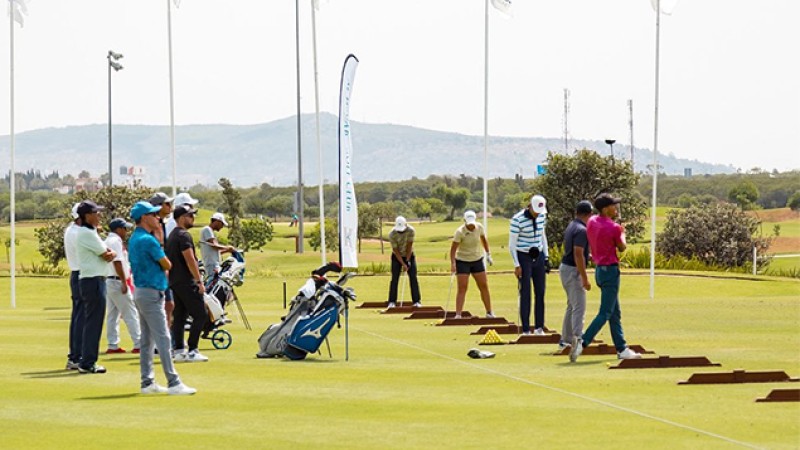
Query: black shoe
78,364,107,374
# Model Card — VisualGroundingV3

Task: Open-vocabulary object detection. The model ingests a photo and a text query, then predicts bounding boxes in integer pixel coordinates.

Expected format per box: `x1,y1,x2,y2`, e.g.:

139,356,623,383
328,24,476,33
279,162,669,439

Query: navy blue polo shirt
561,218,590,267
128,227,168,291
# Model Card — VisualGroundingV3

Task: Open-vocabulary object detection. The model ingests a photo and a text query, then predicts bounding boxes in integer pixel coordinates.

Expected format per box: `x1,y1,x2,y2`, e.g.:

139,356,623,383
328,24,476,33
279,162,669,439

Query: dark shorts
455,258,485,275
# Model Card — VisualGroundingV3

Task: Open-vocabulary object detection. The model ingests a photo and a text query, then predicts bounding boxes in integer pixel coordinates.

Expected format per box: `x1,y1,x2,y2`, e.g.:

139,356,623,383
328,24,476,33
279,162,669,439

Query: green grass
0,272,798,449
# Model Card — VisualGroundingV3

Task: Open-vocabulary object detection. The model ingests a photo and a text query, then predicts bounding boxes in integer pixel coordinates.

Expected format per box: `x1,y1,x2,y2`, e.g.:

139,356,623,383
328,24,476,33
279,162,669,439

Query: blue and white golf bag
257,263,356,360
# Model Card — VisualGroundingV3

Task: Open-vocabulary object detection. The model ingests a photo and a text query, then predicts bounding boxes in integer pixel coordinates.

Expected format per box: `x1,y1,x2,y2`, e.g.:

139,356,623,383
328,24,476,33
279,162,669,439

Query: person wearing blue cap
128,201,196,395
75,200,116,374
557,200,593,352
103,218,141,354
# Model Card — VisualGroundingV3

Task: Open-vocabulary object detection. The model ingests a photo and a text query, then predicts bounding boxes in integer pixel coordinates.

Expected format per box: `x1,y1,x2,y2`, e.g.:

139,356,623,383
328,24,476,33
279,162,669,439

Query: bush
787,191,800,211
657,203,772,268
239,217,274,251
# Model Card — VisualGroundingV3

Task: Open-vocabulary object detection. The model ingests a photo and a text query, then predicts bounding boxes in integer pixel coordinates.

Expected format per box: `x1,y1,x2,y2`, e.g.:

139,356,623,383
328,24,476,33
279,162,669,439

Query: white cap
211,212,228,227
70,203,81,220
464,210,477,225
530,195,547,214
173,192,199,207
393,216,408,232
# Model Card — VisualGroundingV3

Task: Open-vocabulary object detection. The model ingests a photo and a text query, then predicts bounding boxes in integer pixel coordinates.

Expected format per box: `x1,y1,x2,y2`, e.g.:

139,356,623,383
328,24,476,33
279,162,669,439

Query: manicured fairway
1,272,798,449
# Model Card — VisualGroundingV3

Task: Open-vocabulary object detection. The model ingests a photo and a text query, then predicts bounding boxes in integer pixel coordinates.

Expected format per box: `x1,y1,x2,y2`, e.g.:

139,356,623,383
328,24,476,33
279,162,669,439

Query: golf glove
544,257,552,274
486,252,493,266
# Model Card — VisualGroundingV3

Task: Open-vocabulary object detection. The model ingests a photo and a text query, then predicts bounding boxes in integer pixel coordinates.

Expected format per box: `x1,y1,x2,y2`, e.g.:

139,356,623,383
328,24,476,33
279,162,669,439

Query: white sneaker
387,302,396,309
485,312,496,318
533,328,546,336
173,350,187,362
412,302,422,308
454,314,462,319
557,341,572,352
617,347,642,359
185,350,209,362
569,338,584,362
141,383,168,394
167,383,197,396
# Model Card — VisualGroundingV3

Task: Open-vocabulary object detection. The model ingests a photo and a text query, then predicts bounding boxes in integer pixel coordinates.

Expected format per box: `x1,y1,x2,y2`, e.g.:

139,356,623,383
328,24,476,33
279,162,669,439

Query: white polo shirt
64,223,81,272
104,232,130,279
76,226,110,279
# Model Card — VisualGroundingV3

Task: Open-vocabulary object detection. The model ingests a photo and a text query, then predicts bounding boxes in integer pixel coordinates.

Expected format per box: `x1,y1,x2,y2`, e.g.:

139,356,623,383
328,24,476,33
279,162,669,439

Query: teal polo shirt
128,227,168,291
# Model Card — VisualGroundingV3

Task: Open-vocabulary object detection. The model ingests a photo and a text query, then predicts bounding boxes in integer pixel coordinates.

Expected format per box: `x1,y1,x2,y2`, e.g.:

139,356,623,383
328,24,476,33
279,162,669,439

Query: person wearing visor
570,194,641,362
509,194,550,335
449,210,494,318
386,216,421,308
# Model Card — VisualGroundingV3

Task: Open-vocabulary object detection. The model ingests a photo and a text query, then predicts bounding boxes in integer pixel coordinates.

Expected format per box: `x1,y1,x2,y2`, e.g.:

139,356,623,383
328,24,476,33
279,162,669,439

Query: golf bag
257,262,356,360
197,251,249,349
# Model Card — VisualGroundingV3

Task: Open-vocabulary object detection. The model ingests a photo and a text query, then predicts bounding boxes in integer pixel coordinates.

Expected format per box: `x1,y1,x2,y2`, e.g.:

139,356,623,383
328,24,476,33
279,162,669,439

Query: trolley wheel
211,330,232,349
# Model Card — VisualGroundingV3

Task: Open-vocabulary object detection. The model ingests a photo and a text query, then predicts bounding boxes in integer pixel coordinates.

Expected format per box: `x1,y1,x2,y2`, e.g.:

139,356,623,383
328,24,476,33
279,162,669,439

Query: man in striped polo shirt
509,194,550,335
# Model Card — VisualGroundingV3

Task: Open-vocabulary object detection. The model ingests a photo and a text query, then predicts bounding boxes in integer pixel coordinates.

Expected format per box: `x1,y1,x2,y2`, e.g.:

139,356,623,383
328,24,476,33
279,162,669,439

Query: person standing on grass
128,201,195,395
166,205,209,362
199,212,236,283
449,210,494,318
509,194,551,335
64,203,83,370
386,216,422,308
75,200,116,374
557,200,593,352
148,192,175,329
103,218,141,355
570,194,642,362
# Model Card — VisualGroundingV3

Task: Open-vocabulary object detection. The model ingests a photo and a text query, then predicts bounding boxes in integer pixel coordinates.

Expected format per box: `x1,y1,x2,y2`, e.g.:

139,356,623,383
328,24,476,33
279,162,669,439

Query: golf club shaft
399,269,407,307
444,272,455,319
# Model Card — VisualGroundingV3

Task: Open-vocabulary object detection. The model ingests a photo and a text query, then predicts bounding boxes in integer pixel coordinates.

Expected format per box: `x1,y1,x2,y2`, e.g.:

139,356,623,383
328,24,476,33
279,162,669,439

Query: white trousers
105,279,141,349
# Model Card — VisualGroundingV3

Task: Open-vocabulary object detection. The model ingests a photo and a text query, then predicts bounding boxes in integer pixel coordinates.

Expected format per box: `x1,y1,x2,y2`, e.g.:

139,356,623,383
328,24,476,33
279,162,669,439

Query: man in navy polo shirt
128,201,196,395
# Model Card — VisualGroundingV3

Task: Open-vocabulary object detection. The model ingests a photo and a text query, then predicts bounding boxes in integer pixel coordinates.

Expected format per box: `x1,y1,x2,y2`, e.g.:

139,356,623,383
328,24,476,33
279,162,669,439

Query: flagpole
482,0,489,234
9,0,17,308
649,0,661,299
295,0,305,254
167,0,177,197
311,0,325,264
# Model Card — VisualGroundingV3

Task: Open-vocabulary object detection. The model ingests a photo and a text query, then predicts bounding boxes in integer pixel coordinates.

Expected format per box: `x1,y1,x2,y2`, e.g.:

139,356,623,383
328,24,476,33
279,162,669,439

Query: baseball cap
211,212,229,227
173,192,199,207
594,193,622,211
464,210,477,225
108,218,133,231
76,200,104,217
70,202,81,220
576,200,593,215
174,205,198,220
530,195,547,214
393,216,408,232
149,192,173,207
130,201,162,220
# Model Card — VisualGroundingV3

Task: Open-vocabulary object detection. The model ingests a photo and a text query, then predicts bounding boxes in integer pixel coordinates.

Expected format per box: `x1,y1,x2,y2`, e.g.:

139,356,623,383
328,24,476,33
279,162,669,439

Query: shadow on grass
45,318,70,321
22,369,81,379
553,360,605,367
43,307,71,311
77,393,140,401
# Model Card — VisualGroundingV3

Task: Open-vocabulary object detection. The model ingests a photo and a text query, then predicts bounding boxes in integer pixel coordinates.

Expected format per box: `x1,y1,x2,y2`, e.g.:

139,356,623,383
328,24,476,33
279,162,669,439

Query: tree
219,178,244,248
728,181,759,210
372,201,396,254
432,184,470,220
239,217,274,251
357,203,381,253
264,195,294,219
535,149,647,246
309,219,338,252
410,198,432,221
658,203,772,268
787,191,800,211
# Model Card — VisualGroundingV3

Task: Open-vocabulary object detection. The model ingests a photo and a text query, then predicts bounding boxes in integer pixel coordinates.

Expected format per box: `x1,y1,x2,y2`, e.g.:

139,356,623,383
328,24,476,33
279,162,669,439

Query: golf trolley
193,251,250,350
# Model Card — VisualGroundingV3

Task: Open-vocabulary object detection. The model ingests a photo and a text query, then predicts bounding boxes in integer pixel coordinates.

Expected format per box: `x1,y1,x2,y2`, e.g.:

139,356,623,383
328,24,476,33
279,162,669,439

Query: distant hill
1,113,735,187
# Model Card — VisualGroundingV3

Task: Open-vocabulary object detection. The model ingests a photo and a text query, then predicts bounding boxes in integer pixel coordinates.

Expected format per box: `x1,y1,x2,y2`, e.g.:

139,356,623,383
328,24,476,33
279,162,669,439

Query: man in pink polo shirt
570,193,641,362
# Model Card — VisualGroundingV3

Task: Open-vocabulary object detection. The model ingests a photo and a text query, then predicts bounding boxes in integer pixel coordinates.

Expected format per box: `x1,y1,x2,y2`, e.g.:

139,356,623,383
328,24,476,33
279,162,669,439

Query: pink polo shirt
586,215,624,266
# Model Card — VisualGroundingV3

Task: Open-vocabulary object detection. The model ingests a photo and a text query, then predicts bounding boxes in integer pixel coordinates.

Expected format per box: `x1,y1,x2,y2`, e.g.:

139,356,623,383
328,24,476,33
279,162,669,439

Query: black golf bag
257,262,356,360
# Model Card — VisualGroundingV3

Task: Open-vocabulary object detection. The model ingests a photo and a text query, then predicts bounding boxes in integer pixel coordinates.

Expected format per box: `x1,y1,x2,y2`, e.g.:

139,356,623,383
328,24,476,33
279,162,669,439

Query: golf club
444,272,455,320
399,269,407,308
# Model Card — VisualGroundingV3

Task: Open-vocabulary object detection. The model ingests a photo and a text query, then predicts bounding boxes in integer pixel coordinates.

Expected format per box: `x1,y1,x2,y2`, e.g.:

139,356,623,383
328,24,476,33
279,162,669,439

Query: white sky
1,0,798,172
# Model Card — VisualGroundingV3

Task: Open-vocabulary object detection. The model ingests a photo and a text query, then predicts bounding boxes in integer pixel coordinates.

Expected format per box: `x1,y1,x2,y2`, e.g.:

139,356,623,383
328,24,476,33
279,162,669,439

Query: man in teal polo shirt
128,201,196,395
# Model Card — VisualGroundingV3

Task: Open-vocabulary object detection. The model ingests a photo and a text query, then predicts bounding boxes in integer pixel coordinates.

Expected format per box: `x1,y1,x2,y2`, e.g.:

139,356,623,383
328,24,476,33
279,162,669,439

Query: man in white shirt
64,203,83,370
104,218,141,354
75,200,116,374
165,192,199,238
199,212,235,282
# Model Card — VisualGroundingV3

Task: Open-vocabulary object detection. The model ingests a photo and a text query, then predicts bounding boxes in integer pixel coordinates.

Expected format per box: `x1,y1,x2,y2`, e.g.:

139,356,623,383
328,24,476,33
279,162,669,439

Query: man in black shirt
558,200,593,352
165,205,208,362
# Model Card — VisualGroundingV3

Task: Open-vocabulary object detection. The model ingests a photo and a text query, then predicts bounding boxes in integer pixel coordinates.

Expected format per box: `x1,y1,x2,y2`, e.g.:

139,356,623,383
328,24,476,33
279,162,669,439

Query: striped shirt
508,209,548,267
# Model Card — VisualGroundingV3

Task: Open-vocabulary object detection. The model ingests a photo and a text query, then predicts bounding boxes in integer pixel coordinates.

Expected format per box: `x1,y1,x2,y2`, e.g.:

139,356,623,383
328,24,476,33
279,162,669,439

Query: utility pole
563,88,570,152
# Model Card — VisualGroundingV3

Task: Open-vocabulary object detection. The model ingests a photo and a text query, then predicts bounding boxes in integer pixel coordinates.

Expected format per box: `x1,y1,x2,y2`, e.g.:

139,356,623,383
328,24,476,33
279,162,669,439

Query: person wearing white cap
449,210,494,318
386,216,421,308
199,212,236,282
63,203,84,370
509,194,551,335
165,192,199,238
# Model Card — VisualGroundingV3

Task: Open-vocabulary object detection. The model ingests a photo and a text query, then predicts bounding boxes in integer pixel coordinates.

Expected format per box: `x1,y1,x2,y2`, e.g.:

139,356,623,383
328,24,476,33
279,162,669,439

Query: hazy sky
1,0,798,172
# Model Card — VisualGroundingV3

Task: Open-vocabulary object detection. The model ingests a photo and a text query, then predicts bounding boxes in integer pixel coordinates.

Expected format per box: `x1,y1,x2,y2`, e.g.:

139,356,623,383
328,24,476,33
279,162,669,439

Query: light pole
605,139,616,165
107,50,123,186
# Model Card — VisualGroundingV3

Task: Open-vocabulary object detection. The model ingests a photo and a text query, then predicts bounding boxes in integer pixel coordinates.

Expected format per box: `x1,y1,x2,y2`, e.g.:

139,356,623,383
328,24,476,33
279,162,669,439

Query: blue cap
108,218,133,231
130,201,162,220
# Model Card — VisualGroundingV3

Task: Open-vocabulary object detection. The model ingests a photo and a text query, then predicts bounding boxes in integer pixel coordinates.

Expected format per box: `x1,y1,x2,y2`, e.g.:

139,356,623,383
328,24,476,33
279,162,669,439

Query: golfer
449,210,494,318
386,216,421,308
63,203,83,370
128,201,195,395
570,194,641,362
148,192,175,328
557,200,593,351
509,194,550,335
104,218,141,354
199,212,236,282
